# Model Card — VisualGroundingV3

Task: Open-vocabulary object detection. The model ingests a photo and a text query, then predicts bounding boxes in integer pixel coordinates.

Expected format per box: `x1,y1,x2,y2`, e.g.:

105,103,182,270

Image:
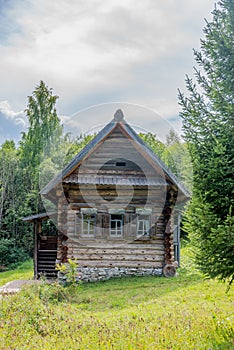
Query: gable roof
40,109,190,200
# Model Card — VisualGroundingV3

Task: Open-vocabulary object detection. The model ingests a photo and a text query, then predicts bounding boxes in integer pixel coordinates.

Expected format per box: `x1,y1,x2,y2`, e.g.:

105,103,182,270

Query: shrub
0,238,29,269
56,259,80,287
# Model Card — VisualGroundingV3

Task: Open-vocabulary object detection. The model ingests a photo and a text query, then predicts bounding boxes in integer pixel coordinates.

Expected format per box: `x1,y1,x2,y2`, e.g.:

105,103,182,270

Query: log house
24,110,189,281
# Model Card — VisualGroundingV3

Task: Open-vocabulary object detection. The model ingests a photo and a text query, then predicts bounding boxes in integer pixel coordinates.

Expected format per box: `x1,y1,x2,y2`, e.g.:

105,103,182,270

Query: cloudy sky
0,0,215,145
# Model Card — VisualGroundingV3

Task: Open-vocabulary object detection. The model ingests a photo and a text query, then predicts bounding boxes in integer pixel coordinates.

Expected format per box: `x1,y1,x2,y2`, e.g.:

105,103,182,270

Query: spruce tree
178,0,234,287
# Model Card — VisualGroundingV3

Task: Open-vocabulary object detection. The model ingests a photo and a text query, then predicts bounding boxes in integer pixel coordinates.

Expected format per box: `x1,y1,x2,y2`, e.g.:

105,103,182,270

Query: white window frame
82,213,96,236
137,214,151,237
110,214,123,236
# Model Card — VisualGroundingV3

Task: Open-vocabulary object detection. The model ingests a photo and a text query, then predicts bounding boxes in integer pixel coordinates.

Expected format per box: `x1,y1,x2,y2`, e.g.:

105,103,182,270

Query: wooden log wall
61,203,166,269
65,184,166,211
67,242,165,269
71,126,164,181
56,184,178,269
56,183,178,269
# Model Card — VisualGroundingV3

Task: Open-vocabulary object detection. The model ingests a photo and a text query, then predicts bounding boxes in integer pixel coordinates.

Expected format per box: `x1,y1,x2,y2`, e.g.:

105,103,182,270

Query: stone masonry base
58,266,163,283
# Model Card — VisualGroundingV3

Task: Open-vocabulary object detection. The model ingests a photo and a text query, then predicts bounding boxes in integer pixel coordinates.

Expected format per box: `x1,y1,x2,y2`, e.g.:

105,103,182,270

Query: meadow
0,248,233,349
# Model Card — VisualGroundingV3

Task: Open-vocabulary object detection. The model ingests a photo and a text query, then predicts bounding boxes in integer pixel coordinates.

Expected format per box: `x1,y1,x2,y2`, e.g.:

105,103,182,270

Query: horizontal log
68,203,167,211
68,188,164,196
69,196,165,203
83,154,146,162
69,234,165,240
69,246,165,255
66,257,164,268
66,240,164,248
101,138,133,145
68,196,164,204
70,254,164,263
67,234,164,243
64,183,166,190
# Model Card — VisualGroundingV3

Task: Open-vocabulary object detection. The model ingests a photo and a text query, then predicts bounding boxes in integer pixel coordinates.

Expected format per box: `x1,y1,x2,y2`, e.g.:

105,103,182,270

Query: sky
0,0,215,146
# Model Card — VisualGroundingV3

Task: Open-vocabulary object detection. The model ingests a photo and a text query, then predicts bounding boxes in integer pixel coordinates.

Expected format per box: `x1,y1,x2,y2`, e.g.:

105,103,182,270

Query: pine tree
178,0,234,287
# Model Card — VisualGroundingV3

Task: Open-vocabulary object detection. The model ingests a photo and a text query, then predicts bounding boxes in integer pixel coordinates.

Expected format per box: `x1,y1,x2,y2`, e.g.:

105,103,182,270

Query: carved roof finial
114,109,124,122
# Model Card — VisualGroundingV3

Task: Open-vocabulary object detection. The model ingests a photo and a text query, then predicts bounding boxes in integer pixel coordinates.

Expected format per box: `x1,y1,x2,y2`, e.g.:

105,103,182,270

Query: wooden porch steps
37,250,58,279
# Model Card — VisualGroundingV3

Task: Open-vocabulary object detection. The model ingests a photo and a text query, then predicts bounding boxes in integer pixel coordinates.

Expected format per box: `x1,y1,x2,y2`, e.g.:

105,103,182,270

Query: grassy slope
0,260,33,286
0,249,233,349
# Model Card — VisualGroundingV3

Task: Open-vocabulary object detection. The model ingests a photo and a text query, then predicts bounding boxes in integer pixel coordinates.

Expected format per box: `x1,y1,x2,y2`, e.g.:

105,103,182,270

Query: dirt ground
0,279,40,295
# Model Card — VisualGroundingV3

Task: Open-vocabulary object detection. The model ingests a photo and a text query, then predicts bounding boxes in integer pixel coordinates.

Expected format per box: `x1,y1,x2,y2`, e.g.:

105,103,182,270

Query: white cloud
0,101,27,127
0,0,215,142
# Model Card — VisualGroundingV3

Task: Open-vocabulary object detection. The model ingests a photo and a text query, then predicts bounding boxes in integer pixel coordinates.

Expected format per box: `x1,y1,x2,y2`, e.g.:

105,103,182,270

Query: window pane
110,214,123,236
83,221,89,231
138,221,143,231
82,213,96,235
116,220,122,228
137,215,150,236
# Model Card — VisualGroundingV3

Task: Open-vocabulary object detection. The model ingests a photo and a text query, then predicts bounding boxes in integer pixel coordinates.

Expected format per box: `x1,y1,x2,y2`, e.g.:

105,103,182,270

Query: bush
0,238,29,269
56,259,79,287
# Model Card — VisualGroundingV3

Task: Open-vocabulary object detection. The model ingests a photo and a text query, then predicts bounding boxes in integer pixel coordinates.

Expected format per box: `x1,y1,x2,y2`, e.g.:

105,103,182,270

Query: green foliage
63,133,96,165
139,132,166,158
184,199,234,287
20,80,62,173
0,141,18,230
0,238,29,270
178,0,234,286
56,259,79,287
139,131,192,191
36,277,70,304
19,80,63,215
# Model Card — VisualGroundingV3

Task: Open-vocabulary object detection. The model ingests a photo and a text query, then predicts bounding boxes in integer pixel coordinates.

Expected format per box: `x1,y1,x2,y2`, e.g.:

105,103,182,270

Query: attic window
116,161,126,167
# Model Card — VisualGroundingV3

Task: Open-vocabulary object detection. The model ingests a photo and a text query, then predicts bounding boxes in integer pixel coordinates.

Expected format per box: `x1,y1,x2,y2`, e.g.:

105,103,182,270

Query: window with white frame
82,213,96,236
137,214,150,236
110,214,123,236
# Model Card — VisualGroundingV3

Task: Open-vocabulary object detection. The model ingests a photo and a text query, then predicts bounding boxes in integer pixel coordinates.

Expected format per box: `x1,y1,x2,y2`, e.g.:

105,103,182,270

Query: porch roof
22,212,57,222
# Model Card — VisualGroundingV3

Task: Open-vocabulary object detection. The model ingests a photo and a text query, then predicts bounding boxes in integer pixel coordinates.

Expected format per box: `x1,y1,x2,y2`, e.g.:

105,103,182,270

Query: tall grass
0,250,233,349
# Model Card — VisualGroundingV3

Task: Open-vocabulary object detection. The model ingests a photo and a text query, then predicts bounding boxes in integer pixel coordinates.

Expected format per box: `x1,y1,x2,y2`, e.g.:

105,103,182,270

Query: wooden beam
33,220,40,279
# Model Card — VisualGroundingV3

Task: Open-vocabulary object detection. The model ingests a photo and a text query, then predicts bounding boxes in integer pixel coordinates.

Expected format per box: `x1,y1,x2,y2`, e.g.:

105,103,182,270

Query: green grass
0,250,233,349
0,260,33,286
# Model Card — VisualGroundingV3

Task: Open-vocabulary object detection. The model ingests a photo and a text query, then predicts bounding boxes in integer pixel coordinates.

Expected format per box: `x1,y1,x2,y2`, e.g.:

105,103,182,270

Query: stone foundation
58,266,163,283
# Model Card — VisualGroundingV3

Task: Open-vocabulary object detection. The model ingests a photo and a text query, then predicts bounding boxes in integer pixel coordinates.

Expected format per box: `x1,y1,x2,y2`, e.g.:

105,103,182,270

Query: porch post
33,220,40,279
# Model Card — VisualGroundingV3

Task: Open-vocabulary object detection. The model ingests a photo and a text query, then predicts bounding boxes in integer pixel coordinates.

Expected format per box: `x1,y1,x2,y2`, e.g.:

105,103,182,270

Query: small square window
116,161,126,167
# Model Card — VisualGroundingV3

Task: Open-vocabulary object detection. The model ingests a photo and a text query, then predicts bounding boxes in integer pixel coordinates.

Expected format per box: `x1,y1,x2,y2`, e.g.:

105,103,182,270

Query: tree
0,141,18,230
0,141,32,268
20,81,63,212
178,0,234,287
0,82,64,268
